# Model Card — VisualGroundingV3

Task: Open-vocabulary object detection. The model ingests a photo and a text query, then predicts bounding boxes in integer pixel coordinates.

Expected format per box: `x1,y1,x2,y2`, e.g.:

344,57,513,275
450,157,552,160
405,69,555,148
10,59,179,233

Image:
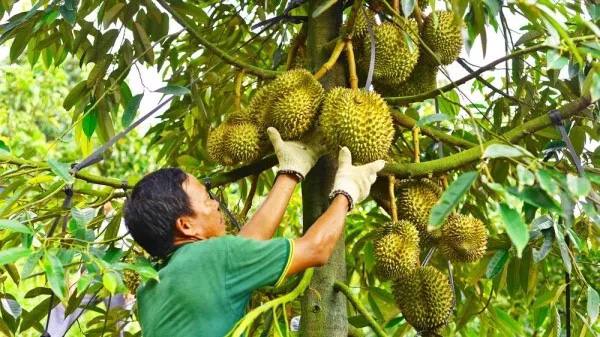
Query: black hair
124,168,194,258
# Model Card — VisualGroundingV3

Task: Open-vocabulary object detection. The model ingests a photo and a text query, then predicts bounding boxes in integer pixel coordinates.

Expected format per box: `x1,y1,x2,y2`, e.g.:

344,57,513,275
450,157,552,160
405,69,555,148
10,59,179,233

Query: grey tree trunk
300,1,348,336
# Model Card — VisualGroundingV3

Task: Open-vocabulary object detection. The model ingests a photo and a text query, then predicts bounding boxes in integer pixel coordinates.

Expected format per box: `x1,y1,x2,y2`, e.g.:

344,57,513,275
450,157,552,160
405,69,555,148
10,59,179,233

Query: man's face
181,174,226,238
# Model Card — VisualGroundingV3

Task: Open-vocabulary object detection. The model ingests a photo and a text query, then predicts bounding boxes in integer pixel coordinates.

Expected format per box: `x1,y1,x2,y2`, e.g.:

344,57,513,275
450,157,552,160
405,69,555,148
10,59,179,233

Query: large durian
422,11,463,65
260,69,324,140
224,122,264,163
439,213,487,263
374,220,420,280
393,266,453,333
319,87,394,163
396,179,442,243
358,18,420,83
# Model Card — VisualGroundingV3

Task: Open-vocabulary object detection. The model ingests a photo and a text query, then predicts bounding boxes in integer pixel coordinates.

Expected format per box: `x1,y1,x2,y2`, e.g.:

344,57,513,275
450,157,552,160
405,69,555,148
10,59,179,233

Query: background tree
0,0,599,336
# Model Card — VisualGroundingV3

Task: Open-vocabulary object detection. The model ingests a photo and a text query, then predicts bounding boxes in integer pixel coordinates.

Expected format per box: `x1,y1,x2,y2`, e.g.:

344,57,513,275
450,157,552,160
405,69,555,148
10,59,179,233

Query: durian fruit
288,33,308,69
374,54,438,97
422,11,463,65
124,269,141,294
319,87,394,163
223,122,264,163
439,213,487,263
247,83,274,126
393,266,453,333
396,179,442,243
358,18,420,84
207,123,233,165
352,8,376,40
265,70,324,140
374,220,420,280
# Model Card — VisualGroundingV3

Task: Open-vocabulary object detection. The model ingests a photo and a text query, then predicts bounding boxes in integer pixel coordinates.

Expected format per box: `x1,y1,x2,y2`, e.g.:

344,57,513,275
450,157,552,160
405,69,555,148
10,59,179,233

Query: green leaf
47,159,74,184
517,165,535,186
63,81,88,111
1,298,21,319
43,251,66,300
483,144,531,159
0,247,31,265
312,0,337,18
428,171,479,229
119,81,133,107
510,186,560,212
415,113,452,127
553,221,572,274
537,169,561,196
77,273,94,294
155,85,190,96
71,208,96,226
9,24,33,62
402,0,416,16
122,93,143,127
0,139,9,153
59,3,77,25
82,104,98,139
486,249,508,278
103,271,119,294
21,250,43,279
566,174,591,198
0,219,33,234
547,49,569,70
499,203,529,258
588,286,599,324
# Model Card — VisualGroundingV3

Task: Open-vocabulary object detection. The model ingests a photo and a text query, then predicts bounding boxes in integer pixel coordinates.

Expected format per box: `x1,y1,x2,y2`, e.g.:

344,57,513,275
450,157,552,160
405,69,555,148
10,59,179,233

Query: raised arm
287,147,385,275
238,128,324,240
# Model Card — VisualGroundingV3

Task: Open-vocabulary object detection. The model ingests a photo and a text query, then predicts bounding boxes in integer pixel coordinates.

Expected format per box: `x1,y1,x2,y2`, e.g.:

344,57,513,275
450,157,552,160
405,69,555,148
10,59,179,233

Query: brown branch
383,96,592,177
156,0,280,79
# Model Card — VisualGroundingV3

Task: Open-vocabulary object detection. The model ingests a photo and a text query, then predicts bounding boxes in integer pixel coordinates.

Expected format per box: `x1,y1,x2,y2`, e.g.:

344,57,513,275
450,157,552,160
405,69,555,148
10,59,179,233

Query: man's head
124,168,225,258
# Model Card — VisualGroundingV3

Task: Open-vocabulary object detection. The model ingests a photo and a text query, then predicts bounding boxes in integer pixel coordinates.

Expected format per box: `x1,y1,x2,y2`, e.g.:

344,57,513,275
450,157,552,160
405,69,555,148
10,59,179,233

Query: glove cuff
329,189,354,211
277,169,304,182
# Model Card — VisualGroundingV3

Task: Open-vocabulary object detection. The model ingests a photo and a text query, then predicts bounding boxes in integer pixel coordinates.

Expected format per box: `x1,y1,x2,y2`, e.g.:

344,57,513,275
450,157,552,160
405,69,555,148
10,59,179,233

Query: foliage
0,0,599,336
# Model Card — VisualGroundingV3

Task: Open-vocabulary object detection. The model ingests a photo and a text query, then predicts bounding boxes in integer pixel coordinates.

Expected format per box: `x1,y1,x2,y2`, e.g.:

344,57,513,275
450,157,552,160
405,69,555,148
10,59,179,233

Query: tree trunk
300,1,348,337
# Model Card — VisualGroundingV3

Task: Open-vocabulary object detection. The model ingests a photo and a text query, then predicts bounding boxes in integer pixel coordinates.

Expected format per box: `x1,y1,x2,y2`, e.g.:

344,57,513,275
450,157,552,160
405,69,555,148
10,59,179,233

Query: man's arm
238,174,298,240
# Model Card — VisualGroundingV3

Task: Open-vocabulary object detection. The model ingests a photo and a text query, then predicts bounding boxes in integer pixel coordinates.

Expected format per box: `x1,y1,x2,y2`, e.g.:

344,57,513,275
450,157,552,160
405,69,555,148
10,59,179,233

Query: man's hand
330,147,385,210
267,127,326,180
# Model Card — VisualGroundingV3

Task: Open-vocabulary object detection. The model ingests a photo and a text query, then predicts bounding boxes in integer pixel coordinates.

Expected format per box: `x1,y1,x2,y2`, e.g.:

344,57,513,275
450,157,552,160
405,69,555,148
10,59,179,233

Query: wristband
329,189,354,211
276,169,304,182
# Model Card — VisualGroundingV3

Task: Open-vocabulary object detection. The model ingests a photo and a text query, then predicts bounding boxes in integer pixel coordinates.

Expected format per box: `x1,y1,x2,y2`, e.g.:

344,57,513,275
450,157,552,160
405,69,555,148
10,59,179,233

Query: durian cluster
352,5,464,98
208,68,395,166
371,178,487,335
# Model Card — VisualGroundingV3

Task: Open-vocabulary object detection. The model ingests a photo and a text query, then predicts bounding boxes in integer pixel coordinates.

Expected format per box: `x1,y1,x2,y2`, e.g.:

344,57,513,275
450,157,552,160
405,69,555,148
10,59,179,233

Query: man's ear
174,216,195,236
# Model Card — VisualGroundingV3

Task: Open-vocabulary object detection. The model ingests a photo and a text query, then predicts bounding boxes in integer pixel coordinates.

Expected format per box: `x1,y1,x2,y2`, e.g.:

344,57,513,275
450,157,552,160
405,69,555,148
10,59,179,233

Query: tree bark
300,1,348,336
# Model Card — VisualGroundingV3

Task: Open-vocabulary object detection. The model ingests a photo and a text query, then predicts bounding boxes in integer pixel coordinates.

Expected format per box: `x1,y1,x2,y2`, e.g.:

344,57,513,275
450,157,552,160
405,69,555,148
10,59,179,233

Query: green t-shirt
136,235,294,337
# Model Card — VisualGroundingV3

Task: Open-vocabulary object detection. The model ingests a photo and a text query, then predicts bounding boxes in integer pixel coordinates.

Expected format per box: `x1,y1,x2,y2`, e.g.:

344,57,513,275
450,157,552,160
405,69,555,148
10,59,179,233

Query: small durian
123,269,141,294
319,87,394,163
247,84,274,126
352,8,376,40
439,213,487,263
358,18,420,83
223,122,264,163
422,11,463,65
264,69,324,140
396,179,442,243
207,123,233,165
374,220,420,280
374,54,438,97
393,266,453,333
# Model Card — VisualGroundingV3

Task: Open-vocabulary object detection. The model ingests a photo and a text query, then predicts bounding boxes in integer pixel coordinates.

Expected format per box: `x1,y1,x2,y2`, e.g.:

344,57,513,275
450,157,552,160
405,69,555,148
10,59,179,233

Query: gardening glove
329,147,385,211
267,127,326,181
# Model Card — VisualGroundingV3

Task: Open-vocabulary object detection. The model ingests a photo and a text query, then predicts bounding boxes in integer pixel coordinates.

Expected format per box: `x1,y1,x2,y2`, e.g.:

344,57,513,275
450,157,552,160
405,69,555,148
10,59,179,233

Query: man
124,127,385,337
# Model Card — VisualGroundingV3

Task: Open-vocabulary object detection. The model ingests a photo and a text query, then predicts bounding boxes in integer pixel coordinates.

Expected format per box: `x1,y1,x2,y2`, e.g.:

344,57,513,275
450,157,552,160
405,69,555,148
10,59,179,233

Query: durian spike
314,39,345,80
388,175,398,222
413,127,421,163
234,70,245,111
345,41,359,89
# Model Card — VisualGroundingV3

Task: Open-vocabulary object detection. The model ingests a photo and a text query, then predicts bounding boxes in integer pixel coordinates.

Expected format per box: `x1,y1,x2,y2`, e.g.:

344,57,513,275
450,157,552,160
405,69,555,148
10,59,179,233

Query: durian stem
156,0,280,79
441,176,449,189
412,127,421,163
333,281,388,337
413,4,424,27
240,174,259,219
392,0,400,12
286,27,307,70
388,175,398,223
345,41,359,90
226,269,314,337
314,39,346,80
234,70,245,111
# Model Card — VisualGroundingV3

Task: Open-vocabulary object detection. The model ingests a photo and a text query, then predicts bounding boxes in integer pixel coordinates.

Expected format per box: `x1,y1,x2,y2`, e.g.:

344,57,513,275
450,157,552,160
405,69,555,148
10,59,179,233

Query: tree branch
384,36,595,105
392,112,476,148
383,96,592,177
205,155,278,188
156,0,280,79
333,281,387,337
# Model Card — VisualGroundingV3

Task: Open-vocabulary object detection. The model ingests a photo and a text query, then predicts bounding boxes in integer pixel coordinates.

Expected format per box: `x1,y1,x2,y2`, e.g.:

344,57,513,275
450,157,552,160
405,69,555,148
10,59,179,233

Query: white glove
267,127,326,180
330,147,385,210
